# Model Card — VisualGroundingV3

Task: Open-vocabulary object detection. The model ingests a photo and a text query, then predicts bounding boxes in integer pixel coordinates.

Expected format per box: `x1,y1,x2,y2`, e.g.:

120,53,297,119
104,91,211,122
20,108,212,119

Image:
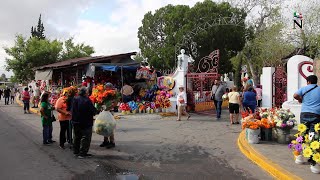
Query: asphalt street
0,99,271,180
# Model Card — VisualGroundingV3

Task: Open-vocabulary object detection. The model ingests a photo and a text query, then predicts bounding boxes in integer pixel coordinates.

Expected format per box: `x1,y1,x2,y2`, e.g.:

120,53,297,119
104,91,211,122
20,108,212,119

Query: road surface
0,100,271,180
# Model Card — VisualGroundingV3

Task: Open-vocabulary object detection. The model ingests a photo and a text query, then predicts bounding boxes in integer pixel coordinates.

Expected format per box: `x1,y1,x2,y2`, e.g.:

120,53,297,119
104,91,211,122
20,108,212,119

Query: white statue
224,73,229,81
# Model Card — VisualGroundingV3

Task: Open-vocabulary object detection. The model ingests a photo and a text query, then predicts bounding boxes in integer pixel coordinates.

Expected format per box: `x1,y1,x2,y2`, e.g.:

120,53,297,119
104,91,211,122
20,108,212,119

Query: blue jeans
300,113,320,133
214,100,223,118
43,125,53,143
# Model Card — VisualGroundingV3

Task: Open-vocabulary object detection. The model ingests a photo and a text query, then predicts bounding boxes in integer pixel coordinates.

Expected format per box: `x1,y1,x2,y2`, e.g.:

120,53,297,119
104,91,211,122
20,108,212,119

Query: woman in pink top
255,85,262,107
22,87,31,114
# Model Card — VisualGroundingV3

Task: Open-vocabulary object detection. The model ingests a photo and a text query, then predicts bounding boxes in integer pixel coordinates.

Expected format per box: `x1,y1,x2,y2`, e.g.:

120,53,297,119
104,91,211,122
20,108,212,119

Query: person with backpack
294,75,320,132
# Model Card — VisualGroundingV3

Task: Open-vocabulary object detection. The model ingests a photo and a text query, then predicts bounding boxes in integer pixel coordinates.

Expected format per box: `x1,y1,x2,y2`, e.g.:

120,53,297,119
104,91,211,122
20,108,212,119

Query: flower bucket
132,109,137,114
260,128,272,141
150,109,154,114
245,128,260,144
126,111,130,114
310,164,320,174
139,109,143,113
274,128,291,144
294,155,306,165
155,109,159,113
121,111,127,115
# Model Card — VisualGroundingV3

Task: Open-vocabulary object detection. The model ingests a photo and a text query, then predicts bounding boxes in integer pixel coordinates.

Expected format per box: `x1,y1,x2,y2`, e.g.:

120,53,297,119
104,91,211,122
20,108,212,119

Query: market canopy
86,61,140,77
35,69,53,80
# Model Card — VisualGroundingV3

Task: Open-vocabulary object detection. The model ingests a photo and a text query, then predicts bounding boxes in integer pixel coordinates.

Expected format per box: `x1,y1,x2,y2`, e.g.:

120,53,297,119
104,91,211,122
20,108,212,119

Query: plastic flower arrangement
259,118,275,129
242,120,260,130
273,109,296,130
119,103,130,111
288,124,308,156
64,86,78,110
89,84,120,110
128,101,138,111
155,90,172,109
302,123,320,165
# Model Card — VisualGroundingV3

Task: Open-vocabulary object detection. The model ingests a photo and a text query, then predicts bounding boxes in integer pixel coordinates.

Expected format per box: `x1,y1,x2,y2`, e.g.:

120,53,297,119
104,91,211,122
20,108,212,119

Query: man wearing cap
71,87,96,158
121,82,134,103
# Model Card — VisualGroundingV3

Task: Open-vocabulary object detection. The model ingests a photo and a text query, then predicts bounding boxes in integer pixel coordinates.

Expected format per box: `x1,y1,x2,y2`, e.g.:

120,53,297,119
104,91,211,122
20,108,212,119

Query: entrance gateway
186,50,220,112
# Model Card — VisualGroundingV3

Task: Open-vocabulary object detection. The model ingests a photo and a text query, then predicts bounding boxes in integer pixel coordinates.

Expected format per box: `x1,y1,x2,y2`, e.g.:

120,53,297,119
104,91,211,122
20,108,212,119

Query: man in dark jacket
3,87,11,105
71,87,96,158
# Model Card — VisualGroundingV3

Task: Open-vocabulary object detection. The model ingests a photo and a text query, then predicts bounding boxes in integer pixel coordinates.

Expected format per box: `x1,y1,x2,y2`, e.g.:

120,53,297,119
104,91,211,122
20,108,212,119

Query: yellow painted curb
16,99,41,115
237,131,302,180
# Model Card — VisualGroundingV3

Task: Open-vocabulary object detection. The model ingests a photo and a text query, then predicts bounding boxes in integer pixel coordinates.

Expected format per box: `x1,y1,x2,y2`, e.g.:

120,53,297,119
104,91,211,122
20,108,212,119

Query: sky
0,0,203,77
0,0,315,78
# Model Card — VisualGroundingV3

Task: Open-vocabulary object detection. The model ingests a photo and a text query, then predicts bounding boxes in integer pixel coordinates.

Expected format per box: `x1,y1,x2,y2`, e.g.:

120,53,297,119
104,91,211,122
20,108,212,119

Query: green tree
132,52,146,63
5,35,63,82
138,1,247,73
60,37,95,60
31,14,46,39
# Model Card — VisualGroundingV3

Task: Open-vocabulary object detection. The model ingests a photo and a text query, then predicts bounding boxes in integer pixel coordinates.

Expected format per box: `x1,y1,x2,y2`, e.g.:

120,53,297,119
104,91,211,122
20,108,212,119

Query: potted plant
302,123,320,173
273,109,296,144
288,124,308,164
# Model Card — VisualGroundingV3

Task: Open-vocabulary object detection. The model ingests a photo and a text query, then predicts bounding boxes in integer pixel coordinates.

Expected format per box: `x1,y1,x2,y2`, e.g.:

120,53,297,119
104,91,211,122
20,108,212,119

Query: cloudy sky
0,0,205,77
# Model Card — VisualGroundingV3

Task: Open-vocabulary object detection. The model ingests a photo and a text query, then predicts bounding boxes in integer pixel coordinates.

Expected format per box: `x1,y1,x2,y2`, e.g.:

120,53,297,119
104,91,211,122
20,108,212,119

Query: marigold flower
315,123,320,132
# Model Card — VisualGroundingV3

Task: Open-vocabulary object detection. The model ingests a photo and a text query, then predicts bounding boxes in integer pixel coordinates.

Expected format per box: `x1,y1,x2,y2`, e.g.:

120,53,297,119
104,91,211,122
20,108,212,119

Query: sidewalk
238,130,319,180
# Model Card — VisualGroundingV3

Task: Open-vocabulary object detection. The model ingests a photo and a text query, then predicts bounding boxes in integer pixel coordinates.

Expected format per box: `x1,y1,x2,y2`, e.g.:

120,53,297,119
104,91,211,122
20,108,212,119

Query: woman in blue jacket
242,87,257,113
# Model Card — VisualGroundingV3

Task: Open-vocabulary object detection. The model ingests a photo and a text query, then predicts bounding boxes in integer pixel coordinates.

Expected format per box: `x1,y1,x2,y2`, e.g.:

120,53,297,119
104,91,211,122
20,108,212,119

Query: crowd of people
211,78,263,125
0,87,17,105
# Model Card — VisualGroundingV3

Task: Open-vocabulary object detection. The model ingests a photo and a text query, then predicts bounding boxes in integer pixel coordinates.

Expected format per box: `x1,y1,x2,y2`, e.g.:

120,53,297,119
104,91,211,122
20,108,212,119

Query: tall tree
60,37,95,60
31,14,46,39
138,0,247,73
5,35,63,82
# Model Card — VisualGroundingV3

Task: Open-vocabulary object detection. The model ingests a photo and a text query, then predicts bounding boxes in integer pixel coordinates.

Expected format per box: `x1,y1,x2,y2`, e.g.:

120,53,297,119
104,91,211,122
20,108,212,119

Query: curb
237,131,302,180
16,99,41,115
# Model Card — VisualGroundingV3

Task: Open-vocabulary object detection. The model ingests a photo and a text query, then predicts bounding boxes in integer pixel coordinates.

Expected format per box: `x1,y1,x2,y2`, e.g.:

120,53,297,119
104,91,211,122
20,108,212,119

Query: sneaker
106,142,115,149
24,111,27,114
77,155,85,159
59,145,65,149
84,153,92,157
48,140,56,143
43,142,51,145
99,141,109,147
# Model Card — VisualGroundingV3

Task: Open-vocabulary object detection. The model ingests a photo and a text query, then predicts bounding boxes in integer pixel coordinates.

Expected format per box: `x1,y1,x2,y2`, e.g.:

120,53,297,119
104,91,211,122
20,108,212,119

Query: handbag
211,85,220,100
51,114,56,122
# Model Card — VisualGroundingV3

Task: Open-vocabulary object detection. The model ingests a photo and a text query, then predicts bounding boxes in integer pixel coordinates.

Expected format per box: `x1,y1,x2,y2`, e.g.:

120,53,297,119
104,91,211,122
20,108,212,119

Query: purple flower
296,136,303,143
288,143,293,149
295,144,303,152
281,124,287,128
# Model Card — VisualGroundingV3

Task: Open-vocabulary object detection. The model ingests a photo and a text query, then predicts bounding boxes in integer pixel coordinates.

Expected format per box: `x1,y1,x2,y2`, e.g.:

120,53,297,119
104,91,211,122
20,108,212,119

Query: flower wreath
158,76,175,90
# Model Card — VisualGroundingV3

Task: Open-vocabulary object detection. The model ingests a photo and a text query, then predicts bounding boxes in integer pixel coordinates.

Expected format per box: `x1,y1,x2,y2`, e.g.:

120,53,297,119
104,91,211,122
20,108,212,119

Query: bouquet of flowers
273,109,296,130
119,103,130,112
155,90,172,109
302,123,320,166
128,101,138,111
259,118,275,129
64,86,78,111
89,84,120,111
288,124,308,157
242,119,260,130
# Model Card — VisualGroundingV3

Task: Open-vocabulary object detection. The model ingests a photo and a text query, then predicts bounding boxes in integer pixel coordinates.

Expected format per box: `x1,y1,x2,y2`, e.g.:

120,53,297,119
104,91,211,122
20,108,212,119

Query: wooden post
61,71,64,88
121,65,124,102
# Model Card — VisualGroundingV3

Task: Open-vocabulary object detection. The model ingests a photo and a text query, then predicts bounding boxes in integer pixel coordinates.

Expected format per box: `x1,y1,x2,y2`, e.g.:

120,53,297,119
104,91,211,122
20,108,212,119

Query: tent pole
121,65,124,102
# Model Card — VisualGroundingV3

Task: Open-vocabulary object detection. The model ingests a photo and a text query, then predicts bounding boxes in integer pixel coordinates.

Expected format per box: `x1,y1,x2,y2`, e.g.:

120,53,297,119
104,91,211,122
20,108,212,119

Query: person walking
71,87,96,158
0,89,3,100
22,87,31,113
32,83,41,108
55,91,72,149
255,85,262,107
294,75,320,132
242,87,257,113
10,88,15,104
228,86,241,125
176,85,190,121
3,87,11,105
40,92,55,145
211,79,226,119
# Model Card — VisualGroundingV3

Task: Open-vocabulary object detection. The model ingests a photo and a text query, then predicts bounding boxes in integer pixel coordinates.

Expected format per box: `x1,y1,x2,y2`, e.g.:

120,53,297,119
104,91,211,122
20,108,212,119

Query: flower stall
241,107,297,144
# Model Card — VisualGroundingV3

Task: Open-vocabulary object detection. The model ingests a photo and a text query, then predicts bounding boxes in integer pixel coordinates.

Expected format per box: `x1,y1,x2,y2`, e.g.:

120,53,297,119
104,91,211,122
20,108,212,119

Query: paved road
0,100,272,180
